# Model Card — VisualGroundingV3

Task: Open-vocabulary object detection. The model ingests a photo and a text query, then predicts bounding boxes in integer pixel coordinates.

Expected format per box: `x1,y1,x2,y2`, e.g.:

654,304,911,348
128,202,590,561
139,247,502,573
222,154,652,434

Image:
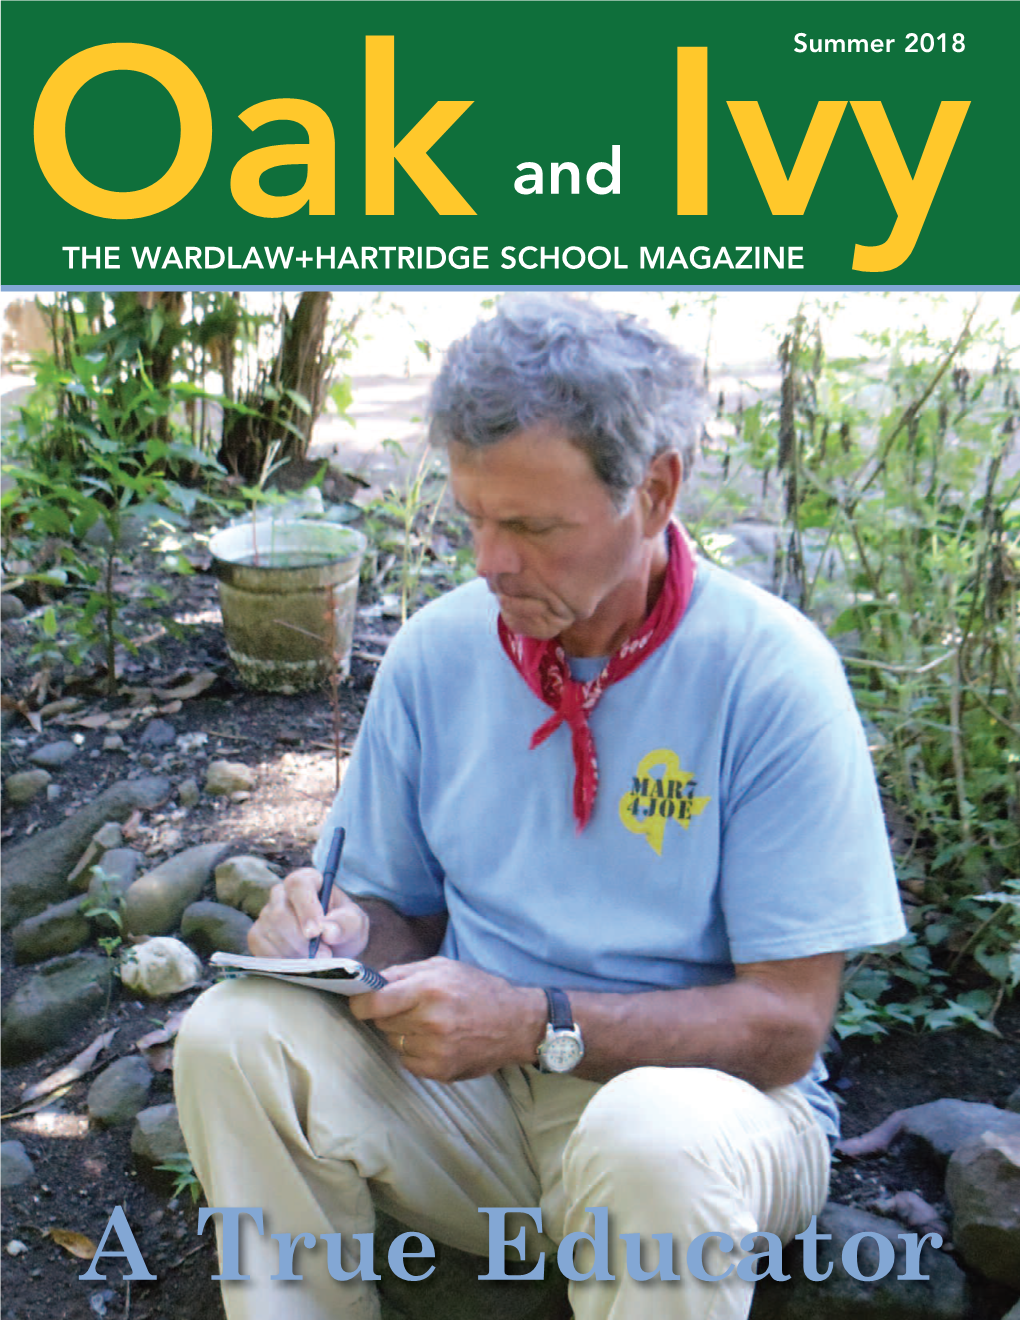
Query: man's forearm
517,953,844,1092
359,898,447,969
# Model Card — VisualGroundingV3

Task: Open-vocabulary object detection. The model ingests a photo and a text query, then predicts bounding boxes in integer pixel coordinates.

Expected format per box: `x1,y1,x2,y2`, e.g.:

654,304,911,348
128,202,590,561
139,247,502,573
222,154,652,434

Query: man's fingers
283,867,329,939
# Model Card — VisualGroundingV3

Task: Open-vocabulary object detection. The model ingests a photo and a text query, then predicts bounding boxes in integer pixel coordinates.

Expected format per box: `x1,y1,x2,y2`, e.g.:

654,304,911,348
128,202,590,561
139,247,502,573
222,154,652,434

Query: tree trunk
218,292,333,481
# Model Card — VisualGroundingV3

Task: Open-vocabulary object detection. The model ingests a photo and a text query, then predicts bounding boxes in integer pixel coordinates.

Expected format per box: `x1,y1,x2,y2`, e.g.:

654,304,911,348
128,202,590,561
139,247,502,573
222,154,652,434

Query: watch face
540,1030,584,1073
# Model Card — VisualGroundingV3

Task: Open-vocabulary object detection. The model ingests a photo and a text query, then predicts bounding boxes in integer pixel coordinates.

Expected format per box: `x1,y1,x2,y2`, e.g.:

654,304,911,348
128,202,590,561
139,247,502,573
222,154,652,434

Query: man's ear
639,450,683,535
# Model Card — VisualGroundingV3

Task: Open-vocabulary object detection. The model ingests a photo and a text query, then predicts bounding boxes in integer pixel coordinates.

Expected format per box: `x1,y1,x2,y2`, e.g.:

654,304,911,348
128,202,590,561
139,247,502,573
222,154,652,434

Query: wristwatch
536,988,585,1073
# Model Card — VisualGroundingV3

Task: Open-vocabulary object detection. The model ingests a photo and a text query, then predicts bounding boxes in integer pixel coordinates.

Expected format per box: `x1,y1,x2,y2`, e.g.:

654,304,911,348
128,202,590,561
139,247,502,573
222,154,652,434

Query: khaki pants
175,976,830,1320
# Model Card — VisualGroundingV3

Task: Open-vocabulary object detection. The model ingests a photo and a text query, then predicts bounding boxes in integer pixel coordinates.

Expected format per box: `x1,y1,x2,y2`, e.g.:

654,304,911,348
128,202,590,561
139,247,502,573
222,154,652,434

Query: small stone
1,1141,35,1187
28,740,79,769
1,594,26,621
140,719,176,748
6,1239,29,1256
93,823,125,850
205,760,256,796
103,735,125,753
87,1056,154,1126
137,752,157,768
946,1130,1020,1289
0,953,112,1064
5,769,51,805
12,895,90,963
181,901,254,956
46,783,64,801
177,778,200,808
229,790,251,803
123,842,230,936
119,937,202,997
1,776,171,928
214,855,280,917
130,1103,186,1165
898,1099,1020,1166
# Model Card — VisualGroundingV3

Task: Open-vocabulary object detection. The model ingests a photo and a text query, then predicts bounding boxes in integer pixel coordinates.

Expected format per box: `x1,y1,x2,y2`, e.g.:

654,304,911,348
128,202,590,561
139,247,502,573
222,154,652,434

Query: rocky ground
1,549,1018,1320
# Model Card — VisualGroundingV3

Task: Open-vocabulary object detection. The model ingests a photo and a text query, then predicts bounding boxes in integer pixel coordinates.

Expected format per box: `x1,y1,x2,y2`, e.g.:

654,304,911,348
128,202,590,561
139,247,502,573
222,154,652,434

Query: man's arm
348,949,845,1090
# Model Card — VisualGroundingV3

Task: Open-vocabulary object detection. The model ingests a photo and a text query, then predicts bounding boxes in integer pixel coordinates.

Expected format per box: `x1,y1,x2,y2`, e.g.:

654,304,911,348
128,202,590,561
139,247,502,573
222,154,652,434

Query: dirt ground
2,547,1018,1320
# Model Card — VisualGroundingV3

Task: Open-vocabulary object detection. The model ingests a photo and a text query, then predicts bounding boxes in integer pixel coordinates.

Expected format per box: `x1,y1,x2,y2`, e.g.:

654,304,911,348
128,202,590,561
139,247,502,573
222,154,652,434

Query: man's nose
473,523,522,577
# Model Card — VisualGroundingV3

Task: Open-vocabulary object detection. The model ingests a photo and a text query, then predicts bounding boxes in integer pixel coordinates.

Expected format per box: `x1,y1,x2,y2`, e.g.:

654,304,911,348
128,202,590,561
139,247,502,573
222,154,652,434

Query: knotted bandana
498,522,696,831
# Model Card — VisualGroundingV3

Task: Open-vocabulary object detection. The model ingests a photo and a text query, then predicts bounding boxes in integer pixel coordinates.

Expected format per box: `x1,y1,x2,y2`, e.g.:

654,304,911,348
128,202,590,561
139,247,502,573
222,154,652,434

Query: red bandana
498,522,696,832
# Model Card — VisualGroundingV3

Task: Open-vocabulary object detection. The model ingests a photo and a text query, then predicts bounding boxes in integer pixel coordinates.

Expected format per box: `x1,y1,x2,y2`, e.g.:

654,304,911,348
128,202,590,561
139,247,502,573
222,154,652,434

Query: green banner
2,0,1017,288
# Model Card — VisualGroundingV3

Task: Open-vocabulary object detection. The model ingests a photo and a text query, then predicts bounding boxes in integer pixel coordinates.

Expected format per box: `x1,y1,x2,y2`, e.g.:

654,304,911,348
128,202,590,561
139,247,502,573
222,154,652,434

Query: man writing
176,296,905,1319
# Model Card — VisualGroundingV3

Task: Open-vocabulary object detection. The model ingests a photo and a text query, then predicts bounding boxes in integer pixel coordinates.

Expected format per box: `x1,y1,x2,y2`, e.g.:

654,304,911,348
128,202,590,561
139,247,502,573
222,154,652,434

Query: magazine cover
2,4,1018,1319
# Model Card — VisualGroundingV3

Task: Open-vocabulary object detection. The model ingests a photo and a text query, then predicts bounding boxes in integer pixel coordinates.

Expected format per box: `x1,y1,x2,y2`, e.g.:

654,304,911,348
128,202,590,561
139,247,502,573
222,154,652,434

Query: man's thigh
175,977,552,1257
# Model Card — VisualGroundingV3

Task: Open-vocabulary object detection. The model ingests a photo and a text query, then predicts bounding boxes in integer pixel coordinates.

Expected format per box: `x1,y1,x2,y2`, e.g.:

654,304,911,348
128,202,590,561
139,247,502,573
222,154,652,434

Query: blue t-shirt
315,561,906,1139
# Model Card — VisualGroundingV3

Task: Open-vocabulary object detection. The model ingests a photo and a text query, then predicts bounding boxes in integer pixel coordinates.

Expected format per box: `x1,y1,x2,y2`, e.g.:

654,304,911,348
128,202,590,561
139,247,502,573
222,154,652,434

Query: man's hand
349,957,546,1082
248,867,370,960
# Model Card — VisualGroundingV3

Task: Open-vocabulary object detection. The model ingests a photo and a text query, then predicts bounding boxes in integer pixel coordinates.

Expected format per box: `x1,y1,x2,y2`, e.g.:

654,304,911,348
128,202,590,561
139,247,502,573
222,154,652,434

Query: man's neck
559,535,670,658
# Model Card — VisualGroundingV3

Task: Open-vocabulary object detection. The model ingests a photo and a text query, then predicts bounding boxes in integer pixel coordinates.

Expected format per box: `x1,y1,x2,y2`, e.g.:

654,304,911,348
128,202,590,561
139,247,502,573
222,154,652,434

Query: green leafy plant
4,346,228,691
687,298,1018,1031
360,441,472,623
79,872,127,1016
155,1153,203,1204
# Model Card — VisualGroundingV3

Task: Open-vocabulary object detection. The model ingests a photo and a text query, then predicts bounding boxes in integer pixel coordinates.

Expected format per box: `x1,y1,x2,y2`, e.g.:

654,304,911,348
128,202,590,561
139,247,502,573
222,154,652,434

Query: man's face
448,423,664,656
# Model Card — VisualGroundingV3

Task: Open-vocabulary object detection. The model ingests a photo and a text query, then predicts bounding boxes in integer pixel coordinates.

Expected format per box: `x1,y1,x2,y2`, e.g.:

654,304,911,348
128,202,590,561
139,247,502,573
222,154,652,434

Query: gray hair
427,296,703,508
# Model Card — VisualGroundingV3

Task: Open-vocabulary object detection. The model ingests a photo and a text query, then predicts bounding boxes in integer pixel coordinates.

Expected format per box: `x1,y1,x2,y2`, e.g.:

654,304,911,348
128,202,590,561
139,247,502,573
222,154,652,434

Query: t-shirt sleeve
719,672,906,965
312,639,446,916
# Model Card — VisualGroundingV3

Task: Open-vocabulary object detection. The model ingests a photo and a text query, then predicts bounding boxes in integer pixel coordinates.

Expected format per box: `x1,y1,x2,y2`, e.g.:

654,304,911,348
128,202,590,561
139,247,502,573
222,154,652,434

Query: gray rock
0,954,112,1064
93,822,126,850
205,760,255,795
28,740,79,769
140,719,176,748
46,783,63,801
102,735,125,753
84,849,143,922
123,843,231,936
5,769,52,805
83,511,147,550
1007,1086,1020,1115
130,1103,186,1165
177,777,200,808
945,1130,1020,1290
1002,1301,1020,1320
12,895,90,963
0,1140,35,1187
120,937,202,997
181,900,254,956
87,1056,153,1126
1,776,170,927
750,1203,967,1320
1,593,27,621
898,1099,1020,1167
214,855,280,916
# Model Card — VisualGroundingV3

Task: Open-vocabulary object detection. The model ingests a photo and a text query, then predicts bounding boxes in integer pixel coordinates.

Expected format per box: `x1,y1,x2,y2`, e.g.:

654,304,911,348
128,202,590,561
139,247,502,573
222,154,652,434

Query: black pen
308,825,346,959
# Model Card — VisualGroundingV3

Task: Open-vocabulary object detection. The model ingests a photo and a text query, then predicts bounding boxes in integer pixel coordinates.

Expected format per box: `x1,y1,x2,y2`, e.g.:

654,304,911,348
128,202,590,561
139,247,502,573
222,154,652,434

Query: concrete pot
209,520,365,693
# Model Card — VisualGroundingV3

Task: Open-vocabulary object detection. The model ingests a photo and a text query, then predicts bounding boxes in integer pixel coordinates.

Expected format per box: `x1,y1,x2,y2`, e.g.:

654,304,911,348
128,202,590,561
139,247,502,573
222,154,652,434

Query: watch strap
544,987,573,1031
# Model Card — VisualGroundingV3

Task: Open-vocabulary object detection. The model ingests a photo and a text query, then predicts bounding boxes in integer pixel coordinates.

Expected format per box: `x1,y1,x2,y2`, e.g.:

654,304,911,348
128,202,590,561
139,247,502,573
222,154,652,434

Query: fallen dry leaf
20,1029,117,1105
70,712,112,729
135,1012,186,1072
134,1012,186,1052
0,695,42,733
39,697,82,718
152,669,217,702
44,1229,97,1260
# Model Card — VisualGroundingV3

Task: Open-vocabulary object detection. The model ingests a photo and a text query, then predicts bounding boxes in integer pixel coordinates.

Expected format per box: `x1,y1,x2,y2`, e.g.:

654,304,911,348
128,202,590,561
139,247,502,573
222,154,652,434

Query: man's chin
497,603,563,640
